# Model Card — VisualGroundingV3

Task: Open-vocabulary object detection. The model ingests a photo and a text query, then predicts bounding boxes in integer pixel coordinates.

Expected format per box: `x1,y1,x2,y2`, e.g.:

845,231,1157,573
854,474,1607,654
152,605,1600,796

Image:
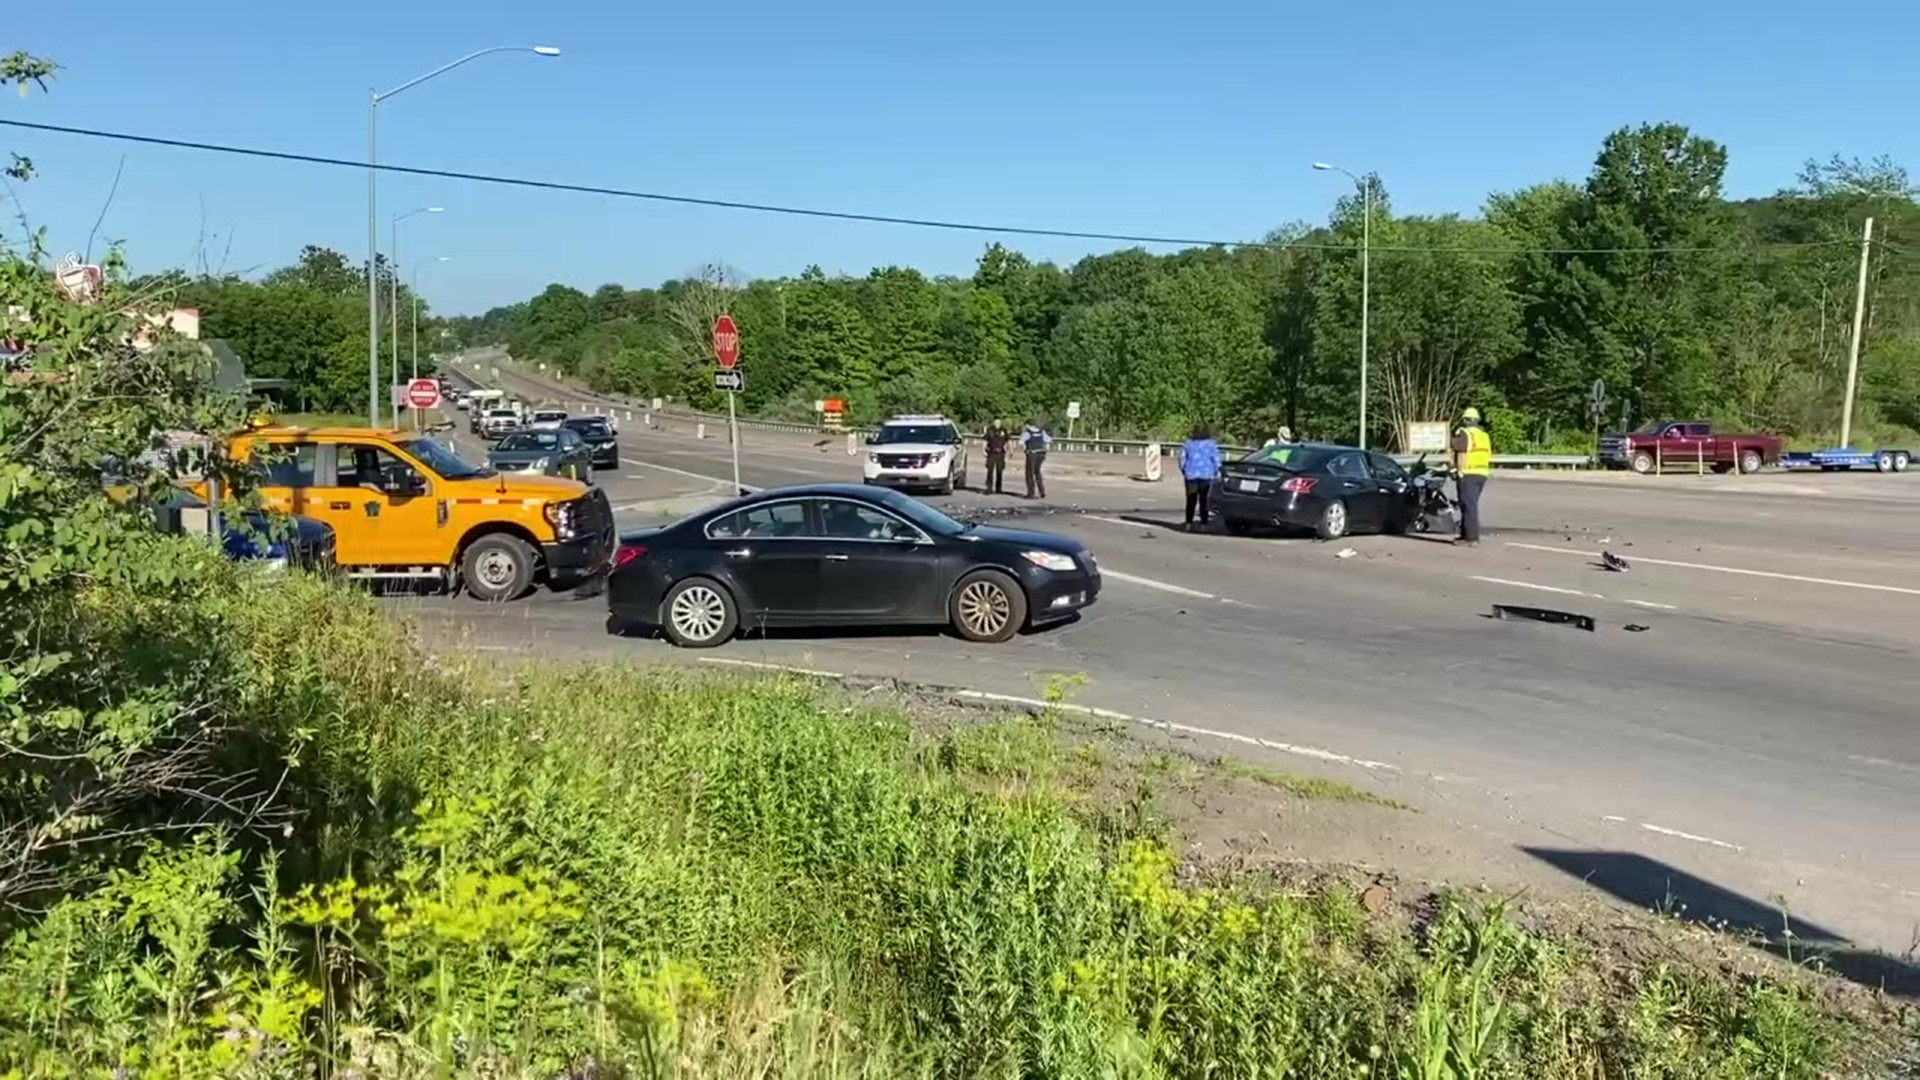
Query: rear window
564,418,611,437
1238,445,1339,471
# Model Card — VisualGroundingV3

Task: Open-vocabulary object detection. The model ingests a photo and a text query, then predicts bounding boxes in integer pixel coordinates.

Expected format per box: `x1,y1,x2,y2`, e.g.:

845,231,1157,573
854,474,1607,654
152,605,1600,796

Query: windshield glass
498,432,561,452
865,487,967,536
875,424,957,445
1632,420,1673,435
398,438,493,480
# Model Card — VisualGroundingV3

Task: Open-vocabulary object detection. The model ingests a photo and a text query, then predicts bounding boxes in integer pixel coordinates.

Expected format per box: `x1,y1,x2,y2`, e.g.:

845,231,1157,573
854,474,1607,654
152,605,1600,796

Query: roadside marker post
846,432,858,455
697,423,707,440
1144,442,1163,482
713,314,743,494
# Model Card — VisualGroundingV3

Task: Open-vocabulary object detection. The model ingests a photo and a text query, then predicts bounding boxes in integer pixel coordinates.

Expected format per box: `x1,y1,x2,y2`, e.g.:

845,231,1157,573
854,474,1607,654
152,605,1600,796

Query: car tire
950,569,1027,644
938,476,955,495
1629,451,1656,475
1895,451,1911,473
660,577,739,648
1314,499,1349,541
1875,451,1894,474
462,533,536,603
1739,448,1764,475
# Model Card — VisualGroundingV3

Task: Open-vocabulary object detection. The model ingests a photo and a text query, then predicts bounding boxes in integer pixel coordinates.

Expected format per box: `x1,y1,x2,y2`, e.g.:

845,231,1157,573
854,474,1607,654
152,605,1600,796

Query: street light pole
366,44,560,429
1314,162,1372,451
390,206,442,422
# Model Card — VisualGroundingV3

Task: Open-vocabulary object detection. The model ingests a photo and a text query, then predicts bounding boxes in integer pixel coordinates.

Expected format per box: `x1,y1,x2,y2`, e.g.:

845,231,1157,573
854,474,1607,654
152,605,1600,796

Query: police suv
862,414,969,495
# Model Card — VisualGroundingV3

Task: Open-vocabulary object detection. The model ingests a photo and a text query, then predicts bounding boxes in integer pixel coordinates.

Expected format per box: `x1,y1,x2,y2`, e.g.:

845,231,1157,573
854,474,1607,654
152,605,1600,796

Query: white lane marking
621,457,759,493
1100,569,1219,601
689,658,1402,772
1507,542,1920,598
1083,514,1136,528
698,656,845,678
1626,599,1679,611
1601,814,1627,823
1639,822,1745,852
1470,575,1597,598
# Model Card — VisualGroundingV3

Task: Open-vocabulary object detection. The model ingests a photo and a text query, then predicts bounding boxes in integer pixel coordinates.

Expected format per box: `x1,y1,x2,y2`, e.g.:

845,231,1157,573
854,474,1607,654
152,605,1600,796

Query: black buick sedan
607,483,1100,647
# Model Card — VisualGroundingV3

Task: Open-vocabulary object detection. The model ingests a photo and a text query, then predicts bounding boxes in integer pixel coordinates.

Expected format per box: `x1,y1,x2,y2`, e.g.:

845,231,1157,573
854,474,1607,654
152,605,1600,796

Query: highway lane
406,356,1920,959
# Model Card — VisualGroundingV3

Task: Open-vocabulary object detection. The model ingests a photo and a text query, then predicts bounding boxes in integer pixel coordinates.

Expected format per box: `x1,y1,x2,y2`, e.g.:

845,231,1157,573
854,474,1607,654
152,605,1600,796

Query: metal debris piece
1624,623,1649,632
1491,604,1597,632
1601,551,1631,573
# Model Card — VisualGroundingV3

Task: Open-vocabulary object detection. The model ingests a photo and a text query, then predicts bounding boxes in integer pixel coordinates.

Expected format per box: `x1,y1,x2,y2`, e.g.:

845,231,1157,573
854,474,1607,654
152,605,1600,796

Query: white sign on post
1406,421,1451,453
1143,442,1163,482
1066,401,1081,420
651,397,664,411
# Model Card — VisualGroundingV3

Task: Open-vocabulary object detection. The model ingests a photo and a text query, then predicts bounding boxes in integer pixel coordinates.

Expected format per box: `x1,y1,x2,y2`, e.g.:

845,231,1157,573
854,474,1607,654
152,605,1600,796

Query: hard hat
1461,406,1482,422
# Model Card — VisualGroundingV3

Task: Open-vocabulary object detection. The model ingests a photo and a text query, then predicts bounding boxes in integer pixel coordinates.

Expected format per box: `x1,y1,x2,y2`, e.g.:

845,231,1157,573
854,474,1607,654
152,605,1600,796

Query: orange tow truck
223,419,614,601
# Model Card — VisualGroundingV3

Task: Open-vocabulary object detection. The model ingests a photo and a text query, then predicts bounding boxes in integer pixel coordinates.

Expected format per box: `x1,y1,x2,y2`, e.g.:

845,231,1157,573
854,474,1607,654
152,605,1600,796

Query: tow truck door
309,442,442,567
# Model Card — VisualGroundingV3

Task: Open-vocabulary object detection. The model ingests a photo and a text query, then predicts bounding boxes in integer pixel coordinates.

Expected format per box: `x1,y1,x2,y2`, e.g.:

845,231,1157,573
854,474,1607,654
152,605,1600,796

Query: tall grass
0,577,1871,1077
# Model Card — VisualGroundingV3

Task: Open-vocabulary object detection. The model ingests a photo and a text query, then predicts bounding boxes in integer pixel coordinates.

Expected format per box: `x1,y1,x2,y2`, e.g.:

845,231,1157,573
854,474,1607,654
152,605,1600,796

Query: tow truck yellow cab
227,423,614,602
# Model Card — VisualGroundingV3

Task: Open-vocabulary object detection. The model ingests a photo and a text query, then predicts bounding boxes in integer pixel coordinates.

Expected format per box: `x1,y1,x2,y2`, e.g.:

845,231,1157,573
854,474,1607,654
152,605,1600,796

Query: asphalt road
396,356,1920,963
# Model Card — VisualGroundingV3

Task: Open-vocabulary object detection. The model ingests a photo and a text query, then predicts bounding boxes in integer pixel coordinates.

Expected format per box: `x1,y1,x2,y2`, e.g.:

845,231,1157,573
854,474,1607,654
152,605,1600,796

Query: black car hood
963,523,1084,553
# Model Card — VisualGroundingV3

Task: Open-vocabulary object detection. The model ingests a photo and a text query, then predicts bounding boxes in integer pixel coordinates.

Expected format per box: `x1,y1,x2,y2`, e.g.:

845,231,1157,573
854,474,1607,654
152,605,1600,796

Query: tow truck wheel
1896,452,1911,473
1876,451,1895,473
462,534,536,603
1629,450,1656,475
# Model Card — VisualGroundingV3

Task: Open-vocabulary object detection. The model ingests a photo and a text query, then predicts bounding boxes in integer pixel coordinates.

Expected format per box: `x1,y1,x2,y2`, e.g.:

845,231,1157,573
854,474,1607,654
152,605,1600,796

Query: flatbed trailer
1780,448,1911,473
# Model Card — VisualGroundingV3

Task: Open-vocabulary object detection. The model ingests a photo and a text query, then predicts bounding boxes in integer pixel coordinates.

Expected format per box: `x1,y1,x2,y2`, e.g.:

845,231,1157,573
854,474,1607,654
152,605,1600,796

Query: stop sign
712,314,740,370
405,377,441,410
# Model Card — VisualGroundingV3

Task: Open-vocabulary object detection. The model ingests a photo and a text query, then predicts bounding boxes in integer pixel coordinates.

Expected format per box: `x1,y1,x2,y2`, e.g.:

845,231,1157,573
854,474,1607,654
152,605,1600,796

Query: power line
0,117,1876,257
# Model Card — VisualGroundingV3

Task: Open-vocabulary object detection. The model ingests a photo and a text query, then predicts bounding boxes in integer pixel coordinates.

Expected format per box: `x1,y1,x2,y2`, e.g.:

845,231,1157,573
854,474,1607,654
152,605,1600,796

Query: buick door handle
824,553,850,561
724,548,751,558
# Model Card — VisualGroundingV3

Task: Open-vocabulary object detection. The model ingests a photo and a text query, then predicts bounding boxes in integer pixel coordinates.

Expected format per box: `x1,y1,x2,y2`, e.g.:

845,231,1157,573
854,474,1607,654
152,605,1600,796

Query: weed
1211,756,1411,808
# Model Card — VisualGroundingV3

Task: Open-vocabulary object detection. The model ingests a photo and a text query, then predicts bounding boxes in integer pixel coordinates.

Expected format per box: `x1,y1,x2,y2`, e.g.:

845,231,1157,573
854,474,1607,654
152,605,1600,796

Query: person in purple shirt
1179,424,1223,530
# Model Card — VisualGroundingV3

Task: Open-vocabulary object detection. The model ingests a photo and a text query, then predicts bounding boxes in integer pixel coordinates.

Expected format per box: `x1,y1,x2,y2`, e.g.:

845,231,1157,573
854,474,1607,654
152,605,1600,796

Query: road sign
713,369,745,393
406,378,442,410
1406,421,1450,453
712,314,741,370
1066,401,1081,420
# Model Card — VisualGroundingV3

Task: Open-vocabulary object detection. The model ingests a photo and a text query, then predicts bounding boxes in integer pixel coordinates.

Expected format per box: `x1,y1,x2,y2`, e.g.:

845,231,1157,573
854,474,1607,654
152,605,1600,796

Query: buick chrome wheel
957,579,1011,637
670,585,727,641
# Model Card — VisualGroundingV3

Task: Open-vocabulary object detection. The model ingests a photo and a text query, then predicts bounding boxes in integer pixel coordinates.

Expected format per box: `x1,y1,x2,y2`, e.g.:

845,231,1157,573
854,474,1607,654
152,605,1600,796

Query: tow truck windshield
399,438,493,480
874,424,958,445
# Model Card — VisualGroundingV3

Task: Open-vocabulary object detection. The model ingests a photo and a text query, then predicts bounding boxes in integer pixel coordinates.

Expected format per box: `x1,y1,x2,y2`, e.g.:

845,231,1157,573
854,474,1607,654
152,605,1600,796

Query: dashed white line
620,457,759,493
689,658,1401,772
1470,575,1597,598
1626,599,1679,611
1507,542,1920,597
1099,569,1220,601
1639,822,1745,852
1082,514,1136,528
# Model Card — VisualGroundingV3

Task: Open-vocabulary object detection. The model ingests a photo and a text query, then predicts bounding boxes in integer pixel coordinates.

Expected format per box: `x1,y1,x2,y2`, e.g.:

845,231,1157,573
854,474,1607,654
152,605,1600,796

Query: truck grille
1598,436,1628,461
878,453,931,469
573,487,616,562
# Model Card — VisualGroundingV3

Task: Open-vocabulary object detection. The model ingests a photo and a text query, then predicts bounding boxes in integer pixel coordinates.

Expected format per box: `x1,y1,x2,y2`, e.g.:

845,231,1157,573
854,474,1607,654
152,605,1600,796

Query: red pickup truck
1598,422,1782,475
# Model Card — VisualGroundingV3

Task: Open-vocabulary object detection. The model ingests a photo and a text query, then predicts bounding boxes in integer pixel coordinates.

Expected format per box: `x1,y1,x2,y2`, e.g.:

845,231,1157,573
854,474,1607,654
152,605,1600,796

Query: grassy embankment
0,560,1907,1076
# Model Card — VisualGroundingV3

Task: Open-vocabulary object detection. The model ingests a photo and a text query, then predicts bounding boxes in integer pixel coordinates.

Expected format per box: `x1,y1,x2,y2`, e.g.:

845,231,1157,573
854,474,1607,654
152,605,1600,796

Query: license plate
1237,479,1261,493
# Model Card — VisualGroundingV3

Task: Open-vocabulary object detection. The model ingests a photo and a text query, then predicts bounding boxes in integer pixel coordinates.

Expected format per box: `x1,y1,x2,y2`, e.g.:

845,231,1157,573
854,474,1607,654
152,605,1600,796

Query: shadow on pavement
1524,847,1920,996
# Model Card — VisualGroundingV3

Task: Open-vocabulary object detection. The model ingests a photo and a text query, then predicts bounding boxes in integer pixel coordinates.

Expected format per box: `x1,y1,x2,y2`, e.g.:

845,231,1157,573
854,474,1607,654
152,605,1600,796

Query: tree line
443,124,1920,451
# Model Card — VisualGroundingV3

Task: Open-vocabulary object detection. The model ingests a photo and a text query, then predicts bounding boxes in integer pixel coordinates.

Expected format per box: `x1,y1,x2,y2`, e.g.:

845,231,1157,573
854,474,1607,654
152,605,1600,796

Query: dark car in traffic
562,415,620,469
158,488,337,572
606,483,1099,647
1212,443,1423,540
486,428,593,482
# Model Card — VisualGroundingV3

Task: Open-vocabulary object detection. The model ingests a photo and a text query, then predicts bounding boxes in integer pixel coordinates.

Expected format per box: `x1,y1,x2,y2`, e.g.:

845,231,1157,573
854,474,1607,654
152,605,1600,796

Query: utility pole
1839,216,1874,449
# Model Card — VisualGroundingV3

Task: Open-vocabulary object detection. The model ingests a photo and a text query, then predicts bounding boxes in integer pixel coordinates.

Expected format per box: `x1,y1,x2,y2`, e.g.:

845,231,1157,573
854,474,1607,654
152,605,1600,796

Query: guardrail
451,361,1595,470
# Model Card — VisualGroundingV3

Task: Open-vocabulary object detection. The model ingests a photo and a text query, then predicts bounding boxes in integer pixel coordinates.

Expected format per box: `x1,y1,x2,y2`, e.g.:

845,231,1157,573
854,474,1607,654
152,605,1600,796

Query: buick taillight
612,545,646,570
1280,477,1317,494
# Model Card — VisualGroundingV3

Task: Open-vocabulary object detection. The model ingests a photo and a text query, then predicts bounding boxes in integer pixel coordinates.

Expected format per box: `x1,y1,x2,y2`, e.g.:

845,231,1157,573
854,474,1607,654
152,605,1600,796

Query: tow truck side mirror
379,463,425,496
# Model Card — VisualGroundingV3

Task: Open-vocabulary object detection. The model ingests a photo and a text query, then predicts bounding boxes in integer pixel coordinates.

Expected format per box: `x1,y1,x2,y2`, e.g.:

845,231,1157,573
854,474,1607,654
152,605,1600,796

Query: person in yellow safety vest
1450,406,1492,546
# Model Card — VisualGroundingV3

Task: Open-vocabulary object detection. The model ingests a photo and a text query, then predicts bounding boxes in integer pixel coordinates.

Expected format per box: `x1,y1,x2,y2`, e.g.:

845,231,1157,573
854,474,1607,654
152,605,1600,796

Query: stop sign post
405,377,441,410
713,314,745,494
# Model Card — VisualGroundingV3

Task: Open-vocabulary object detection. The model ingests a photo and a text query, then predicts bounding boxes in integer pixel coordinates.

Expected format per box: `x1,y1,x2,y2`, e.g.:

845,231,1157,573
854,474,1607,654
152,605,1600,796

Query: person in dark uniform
1451,406,1492,545
1021,420,1051,499
982,419,1010,494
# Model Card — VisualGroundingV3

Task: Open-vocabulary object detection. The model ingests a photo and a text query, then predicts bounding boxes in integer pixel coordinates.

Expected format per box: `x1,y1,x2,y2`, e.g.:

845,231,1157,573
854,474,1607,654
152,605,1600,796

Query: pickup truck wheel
1738,448,1764,475
462,534,536,603
1629,450,1656,475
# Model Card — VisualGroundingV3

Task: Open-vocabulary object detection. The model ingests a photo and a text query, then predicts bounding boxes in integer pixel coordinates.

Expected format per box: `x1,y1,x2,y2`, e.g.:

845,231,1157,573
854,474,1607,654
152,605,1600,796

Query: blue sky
6,0,1917,315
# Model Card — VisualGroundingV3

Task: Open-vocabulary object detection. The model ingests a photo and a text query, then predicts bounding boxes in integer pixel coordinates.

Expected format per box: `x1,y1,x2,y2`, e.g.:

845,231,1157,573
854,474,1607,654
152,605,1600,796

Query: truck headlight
543,499,580,538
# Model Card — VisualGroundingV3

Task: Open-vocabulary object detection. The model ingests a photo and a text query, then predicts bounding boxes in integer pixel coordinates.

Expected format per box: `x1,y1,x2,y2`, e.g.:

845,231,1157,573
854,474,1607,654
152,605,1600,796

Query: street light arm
375,45,558,103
